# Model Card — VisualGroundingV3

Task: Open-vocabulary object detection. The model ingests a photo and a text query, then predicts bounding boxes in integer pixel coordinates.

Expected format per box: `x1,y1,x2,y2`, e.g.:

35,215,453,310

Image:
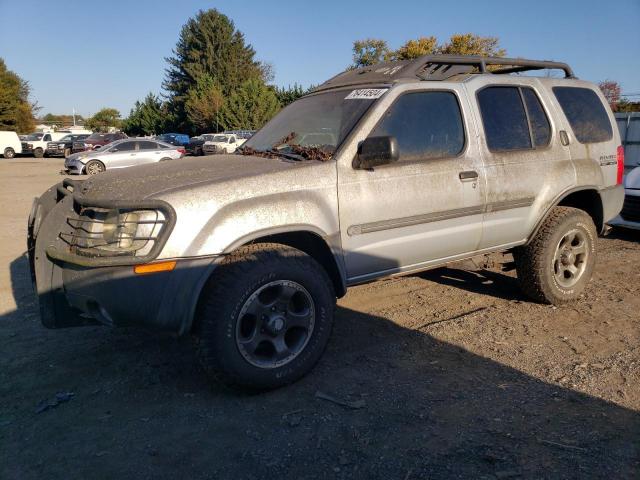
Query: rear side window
553,87,612,143
478,86,552,151
138,141,158,150
371,91,465,162
115,141,135,152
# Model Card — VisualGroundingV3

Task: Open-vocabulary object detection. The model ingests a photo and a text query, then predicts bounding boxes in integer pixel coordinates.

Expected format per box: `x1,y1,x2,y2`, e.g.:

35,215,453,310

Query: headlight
63,207,170,258
58,143,65,148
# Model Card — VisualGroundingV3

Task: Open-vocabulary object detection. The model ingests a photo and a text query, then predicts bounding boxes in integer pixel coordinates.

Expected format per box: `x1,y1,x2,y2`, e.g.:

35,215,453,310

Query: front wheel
194,243,336,390
85,160,105,175
3,147,15,159
514,207,597,304
34,147,44,158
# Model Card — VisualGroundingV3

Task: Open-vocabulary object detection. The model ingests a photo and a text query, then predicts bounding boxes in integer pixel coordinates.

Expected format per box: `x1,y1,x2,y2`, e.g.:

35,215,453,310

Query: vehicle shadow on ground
607,226,640,242
416,265,525,302
2,254,639,479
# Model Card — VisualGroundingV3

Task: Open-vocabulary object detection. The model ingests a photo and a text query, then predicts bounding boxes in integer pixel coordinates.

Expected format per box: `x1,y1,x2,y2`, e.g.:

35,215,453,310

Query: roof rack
315,55,575,92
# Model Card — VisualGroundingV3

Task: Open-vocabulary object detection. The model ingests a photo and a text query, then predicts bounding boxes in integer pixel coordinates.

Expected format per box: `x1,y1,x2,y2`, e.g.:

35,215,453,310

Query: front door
338,85,486,283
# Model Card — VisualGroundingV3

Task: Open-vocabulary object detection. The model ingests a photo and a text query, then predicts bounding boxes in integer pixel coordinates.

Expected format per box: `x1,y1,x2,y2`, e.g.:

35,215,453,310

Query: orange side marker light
134,260,177,275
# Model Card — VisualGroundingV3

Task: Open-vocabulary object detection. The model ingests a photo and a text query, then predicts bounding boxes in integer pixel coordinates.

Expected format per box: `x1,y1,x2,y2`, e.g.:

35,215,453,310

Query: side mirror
355,136,399,169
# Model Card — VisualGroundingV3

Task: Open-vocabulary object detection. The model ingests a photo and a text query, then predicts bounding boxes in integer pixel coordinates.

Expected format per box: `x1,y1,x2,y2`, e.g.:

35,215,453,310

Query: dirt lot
1,157,638,479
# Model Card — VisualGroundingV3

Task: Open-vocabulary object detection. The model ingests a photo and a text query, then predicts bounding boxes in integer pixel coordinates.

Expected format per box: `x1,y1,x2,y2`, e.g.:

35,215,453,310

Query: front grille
620,194,640,223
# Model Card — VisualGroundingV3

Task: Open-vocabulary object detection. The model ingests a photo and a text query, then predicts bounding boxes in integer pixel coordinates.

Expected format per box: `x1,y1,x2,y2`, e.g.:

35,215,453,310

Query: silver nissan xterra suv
28,55,624,390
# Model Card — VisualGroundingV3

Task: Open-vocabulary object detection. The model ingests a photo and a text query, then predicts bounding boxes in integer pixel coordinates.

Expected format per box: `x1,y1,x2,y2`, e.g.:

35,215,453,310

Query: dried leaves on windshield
238,131,335,162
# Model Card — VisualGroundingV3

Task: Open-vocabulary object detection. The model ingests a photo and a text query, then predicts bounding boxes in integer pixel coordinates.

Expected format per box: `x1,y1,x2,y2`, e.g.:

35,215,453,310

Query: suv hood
73,154,323,203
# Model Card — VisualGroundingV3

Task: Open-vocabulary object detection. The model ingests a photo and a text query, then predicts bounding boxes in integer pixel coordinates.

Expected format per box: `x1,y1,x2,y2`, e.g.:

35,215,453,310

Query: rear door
467,80,575,248
550,84,620,187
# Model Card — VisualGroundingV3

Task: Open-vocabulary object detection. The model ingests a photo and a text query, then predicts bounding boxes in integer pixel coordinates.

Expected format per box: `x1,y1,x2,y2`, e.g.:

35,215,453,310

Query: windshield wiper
265,149,306,162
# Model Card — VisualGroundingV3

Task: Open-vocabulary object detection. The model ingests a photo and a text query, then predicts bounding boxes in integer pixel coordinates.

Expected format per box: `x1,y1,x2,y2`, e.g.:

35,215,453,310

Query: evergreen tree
123,93,165,135
218,78,280,131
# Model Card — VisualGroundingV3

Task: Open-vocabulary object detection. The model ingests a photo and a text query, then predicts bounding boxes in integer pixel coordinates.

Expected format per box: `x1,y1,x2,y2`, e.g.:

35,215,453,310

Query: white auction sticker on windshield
345,89,388,100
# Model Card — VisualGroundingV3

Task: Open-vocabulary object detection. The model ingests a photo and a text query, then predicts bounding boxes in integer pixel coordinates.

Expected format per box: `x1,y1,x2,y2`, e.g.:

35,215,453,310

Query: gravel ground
1,157,638,479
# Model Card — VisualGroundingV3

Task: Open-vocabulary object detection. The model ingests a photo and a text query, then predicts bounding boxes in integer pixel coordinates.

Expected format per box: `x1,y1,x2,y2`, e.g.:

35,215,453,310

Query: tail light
617,145,624,185
177,147,186,155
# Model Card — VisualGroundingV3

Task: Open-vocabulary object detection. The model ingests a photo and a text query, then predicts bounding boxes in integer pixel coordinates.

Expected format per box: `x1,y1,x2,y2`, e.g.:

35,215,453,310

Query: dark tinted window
138,141,158,150
370,91,464,162
553,87,612,143
478,86,531,151
114,141,135,152
522,88,551,147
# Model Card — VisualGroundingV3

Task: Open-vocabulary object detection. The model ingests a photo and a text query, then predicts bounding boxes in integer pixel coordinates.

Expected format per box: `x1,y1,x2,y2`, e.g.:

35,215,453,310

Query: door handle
459,170,478,181
559,130,570,146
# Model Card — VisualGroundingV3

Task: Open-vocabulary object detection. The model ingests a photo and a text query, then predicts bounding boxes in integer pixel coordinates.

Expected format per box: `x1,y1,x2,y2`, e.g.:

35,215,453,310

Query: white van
21,131,68,157
0,131,22,159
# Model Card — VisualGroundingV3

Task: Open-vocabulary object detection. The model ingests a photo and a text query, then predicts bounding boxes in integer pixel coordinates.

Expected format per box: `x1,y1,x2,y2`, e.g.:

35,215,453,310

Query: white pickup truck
21,132,69,157
202,133,246,155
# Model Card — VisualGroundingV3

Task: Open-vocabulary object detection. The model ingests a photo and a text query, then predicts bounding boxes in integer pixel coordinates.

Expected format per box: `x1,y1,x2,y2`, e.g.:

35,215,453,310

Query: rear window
553,87,613,144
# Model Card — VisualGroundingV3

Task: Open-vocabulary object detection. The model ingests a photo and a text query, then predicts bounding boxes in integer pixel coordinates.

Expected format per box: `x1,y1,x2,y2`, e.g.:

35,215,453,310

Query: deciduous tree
351,39,390,68
598,80,622,111
0,58,35,133
86,108,122,132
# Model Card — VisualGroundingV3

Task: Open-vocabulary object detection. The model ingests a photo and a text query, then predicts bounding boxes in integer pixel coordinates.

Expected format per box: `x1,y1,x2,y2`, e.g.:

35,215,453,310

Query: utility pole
72,108,76,127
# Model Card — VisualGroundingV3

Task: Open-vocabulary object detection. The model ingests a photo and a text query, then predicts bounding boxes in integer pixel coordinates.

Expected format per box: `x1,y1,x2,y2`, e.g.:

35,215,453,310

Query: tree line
1,9,637,136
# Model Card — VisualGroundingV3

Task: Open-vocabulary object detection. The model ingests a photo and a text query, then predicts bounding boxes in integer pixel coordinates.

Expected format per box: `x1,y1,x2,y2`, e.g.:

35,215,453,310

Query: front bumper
28,183,219,334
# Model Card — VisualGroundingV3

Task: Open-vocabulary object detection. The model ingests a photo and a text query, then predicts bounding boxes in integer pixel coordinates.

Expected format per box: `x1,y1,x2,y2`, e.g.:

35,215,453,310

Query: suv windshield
25,133,44,141
242,89,379,160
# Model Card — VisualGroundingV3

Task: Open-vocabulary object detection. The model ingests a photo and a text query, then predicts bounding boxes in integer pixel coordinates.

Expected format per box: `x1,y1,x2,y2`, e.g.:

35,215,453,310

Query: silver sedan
63,139,185,175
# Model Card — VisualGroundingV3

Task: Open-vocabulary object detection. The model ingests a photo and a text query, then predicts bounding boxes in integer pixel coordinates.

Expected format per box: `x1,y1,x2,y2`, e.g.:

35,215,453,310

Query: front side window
113,141,135,152
553,87,613,144
370,91,465,162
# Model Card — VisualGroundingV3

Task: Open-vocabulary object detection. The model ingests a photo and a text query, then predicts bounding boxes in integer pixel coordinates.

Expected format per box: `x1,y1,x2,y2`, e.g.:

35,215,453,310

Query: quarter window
370,91,465,162
553,87,613,144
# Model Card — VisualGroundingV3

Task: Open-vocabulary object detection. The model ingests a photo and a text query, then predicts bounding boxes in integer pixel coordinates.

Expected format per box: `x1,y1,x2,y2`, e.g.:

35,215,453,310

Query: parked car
155,133,190,147
21,132,69,157
63,138,185,175
186,133,217,156
72,132,127,153
0,131,22,158
608,113,640,230
202,133,246,154
46,134,90,158
28,55,624,391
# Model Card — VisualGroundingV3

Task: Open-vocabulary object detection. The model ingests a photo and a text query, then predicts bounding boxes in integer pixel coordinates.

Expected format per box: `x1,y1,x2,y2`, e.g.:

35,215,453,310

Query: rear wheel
34,147,44,158
514,207,596,304
3,147,15,159
85,160,105,175
194,243,336,390
159,157,171,162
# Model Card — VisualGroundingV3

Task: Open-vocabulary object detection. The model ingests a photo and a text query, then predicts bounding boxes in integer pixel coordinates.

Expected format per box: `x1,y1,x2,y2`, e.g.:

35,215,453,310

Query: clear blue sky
1,0,638,117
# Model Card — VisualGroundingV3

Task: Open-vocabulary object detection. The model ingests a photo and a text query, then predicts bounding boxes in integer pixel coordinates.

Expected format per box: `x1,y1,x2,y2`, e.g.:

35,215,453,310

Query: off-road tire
85,160,105,175
194,243,336,391
3,147,15,159
34,147,44,158
514,207,596,305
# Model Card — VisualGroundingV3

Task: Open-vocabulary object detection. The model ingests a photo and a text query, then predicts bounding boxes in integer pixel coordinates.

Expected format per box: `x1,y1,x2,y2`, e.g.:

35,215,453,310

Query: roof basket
314,55,575,92
410,55,575,79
